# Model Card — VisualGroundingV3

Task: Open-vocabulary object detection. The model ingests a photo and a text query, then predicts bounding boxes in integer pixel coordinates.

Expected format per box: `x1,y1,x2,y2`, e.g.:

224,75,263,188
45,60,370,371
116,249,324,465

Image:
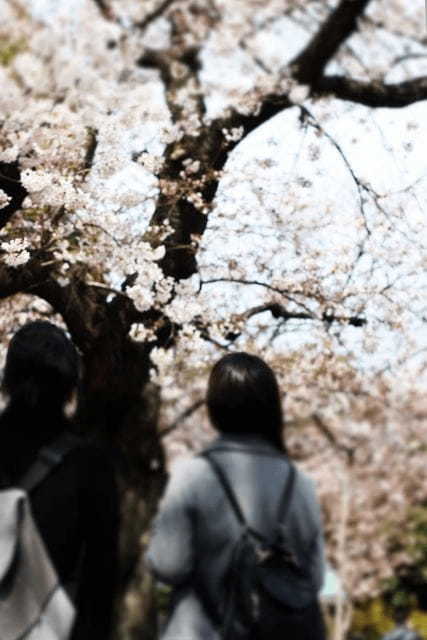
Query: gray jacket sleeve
311,526,326,592
145,459,196,586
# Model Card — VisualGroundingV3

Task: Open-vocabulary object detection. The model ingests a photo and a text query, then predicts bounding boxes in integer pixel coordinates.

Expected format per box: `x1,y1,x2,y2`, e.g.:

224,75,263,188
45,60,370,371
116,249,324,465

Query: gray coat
146,434,326,640
382,627,422,640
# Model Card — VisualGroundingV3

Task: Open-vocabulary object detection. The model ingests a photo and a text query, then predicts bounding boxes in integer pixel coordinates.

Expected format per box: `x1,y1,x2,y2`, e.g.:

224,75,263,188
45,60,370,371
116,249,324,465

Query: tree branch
142,0,425,286
0,256,97,349
0,162,27,230
141,1,374,285
312,414,354,463
201,277,293,295
159,399,205,438
136,0,177,30
201,276,324,317
92,0,115,21
291,0,372,84
240,303,366,327
216,0,373,143
83,127,98,175
299,105,371,237
316,74,427,108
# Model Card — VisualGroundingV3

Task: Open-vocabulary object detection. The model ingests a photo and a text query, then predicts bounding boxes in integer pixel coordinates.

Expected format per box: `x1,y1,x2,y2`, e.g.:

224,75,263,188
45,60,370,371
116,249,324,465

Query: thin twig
159,399,205,438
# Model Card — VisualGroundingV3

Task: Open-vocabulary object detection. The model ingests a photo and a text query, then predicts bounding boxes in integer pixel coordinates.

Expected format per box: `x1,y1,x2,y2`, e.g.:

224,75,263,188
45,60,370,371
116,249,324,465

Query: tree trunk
77,334,167,639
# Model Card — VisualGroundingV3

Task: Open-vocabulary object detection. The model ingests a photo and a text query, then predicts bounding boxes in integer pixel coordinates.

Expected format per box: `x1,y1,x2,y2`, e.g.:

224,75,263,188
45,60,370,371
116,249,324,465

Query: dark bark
240,302,366,327
148,120,226,279
316,74,427,107
92,0,116,21
291,0,372,84
0,161,28,229
67,314,167,640
136,0,177,30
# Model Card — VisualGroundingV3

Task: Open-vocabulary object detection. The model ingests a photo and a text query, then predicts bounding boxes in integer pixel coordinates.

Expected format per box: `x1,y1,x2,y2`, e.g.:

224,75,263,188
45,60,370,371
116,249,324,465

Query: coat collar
205,433,284,457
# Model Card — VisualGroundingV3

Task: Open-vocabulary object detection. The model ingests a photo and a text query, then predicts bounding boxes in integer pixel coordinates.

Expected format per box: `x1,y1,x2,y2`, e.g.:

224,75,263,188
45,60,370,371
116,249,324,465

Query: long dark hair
206,352,285,451
0,321,80,483
3,320,79,416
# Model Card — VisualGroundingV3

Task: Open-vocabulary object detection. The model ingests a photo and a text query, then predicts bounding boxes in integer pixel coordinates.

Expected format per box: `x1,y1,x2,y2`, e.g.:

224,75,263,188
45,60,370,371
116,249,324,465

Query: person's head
206,352,284,450
3,321,79,415
393,606,410,626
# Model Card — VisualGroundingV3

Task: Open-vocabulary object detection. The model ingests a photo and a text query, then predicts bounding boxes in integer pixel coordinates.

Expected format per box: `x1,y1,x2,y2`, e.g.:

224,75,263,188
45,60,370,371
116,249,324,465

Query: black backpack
0,432,81,640
200,451,318,640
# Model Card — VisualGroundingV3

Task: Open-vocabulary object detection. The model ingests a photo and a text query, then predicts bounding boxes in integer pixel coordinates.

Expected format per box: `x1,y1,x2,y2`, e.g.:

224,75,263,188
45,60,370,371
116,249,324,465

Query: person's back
381,608,422,640
28,438,119,639
0,487,75,640
0,321,119,640
146,352,326,640
382,626,421,640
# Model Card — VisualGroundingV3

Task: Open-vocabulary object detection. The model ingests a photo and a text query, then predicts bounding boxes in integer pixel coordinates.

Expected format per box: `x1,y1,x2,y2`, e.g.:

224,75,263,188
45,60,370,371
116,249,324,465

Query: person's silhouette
0,321,119,639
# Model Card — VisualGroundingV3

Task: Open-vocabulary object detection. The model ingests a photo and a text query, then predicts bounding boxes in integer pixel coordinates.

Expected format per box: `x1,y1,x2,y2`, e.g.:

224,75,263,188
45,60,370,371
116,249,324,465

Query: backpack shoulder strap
201,451,297,531
276,462,296,523
200,451,247,526
19,432,81,493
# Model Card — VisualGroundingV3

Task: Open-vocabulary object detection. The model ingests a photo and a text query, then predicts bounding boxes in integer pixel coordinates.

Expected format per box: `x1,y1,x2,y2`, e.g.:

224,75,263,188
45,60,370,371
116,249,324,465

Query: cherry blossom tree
1,0,427,637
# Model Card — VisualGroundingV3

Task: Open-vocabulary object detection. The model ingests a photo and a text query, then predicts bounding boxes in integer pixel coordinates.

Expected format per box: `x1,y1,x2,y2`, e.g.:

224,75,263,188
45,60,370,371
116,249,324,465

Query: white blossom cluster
137,152,164,174
185,191,209,214
221,126,244,144
1,238,30,267
182,158,200,174
0,189,11,210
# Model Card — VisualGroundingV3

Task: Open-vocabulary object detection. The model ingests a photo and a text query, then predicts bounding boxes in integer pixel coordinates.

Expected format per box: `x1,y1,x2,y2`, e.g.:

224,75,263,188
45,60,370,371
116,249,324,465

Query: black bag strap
201,451,247,526
201,450,296,531
18,431,81,493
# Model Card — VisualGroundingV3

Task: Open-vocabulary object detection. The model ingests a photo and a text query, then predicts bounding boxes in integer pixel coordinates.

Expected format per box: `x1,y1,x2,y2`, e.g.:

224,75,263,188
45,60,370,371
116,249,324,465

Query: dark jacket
0,410,119,640
31,443,119,640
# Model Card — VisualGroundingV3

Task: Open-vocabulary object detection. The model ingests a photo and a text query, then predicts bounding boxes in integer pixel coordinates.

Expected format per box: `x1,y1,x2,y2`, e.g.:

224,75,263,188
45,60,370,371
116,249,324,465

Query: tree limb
291,0,372,84
312,414,354,463
83,127,98,175
200,277,313,312
159,399,205,438
316,74,427,108
0,162,27,230
299,105,371,237
0,256,97,349
240,303,366,327
216,0,373,142
92,0,115,21
136,0,177,30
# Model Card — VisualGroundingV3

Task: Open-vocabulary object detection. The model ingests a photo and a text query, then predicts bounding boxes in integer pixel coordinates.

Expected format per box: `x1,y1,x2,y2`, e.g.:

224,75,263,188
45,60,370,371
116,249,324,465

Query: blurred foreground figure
147,352,326,640
381,607,422,640
0,487,75,639
0,321,119,640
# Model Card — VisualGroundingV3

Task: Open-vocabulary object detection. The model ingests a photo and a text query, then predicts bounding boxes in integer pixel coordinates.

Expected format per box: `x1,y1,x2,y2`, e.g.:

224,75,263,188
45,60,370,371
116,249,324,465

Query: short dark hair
393,606,410,625
3,321,79,411
206,352,284,450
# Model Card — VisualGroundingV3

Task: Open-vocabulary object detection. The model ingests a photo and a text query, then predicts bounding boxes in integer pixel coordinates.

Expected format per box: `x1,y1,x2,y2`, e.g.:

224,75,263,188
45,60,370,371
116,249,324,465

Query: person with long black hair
0,321,119,640
146,352,326,640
